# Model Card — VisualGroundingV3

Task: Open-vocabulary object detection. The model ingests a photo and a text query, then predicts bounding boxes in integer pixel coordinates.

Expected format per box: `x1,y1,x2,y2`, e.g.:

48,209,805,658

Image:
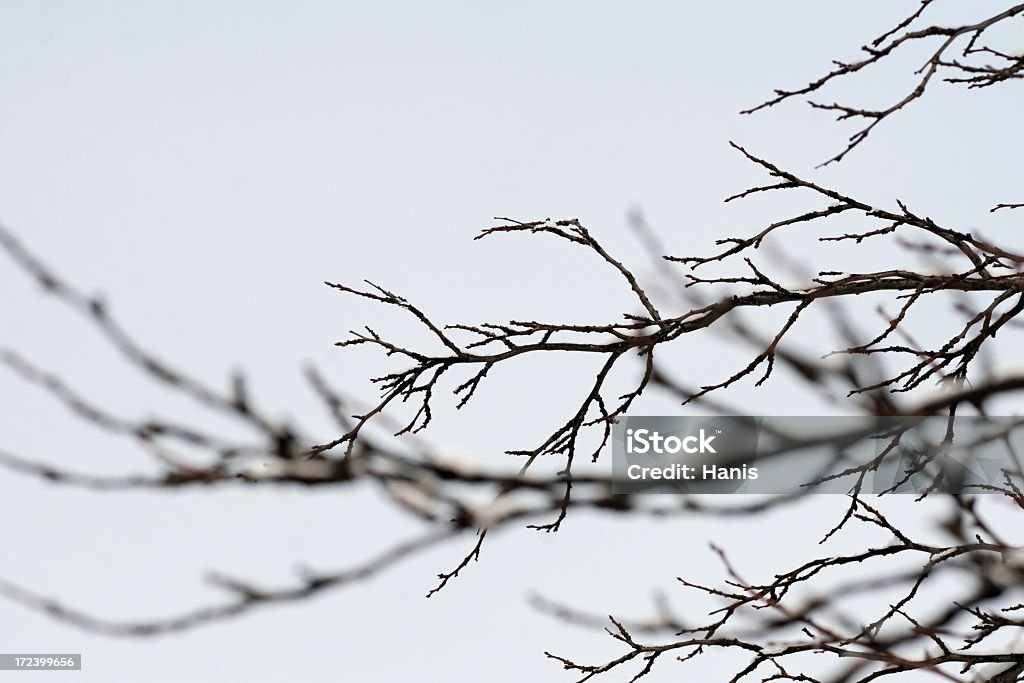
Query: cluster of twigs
2,2,1024,680
743,1,1024,167
542,495,1024,682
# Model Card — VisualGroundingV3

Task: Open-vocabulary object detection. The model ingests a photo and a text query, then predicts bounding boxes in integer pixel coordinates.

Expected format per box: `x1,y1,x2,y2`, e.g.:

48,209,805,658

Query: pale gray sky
1,2,1021,681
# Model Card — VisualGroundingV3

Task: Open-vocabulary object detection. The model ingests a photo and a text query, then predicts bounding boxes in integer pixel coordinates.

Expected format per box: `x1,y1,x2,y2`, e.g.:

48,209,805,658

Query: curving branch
742,2,1024,166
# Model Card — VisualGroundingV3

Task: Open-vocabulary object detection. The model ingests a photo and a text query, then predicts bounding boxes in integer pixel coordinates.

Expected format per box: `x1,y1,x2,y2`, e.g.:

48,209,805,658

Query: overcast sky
1,2,1022,681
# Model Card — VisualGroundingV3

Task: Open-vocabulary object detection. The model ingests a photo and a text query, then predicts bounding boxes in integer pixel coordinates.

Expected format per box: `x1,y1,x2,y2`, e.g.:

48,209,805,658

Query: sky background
1,1,1022,681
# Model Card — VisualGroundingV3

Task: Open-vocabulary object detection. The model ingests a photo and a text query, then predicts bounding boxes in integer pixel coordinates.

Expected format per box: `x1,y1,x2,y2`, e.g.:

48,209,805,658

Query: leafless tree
3,3,1024,681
